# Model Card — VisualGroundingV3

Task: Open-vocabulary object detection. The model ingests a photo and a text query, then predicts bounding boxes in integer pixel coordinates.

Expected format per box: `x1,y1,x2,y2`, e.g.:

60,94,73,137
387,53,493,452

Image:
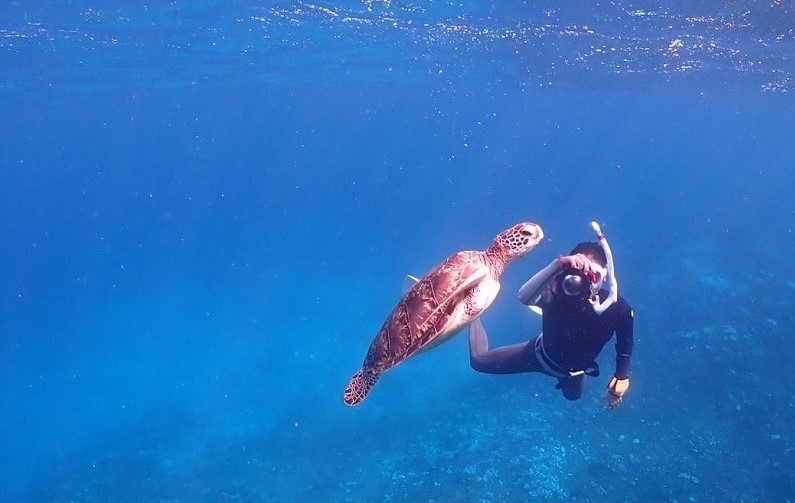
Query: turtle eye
520,229,533,236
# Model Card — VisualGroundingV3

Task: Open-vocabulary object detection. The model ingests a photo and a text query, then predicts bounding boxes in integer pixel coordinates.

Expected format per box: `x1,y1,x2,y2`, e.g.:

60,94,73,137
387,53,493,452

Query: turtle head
490,222,544,260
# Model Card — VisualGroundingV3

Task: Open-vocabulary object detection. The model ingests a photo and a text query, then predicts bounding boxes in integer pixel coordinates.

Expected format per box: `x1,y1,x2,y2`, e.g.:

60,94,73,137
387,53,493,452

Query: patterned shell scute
365,251,484,371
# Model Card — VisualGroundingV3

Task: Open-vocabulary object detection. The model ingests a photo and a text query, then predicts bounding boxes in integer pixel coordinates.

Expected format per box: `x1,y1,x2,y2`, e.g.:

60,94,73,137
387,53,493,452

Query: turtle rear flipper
344,369,380,406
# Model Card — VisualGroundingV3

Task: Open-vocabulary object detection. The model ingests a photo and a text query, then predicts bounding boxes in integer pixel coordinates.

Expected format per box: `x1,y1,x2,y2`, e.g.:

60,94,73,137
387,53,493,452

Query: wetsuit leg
468,318,542,374
558,374,585,400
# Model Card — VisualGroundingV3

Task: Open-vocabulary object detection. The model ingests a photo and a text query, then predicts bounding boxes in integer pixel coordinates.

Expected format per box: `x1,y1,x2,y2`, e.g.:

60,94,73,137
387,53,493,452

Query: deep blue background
1,1,794,501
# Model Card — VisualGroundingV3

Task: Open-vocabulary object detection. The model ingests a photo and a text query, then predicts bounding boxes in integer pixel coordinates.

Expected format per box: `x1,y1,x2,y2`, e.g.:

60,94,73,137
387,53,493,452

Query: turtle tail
343,368,380,407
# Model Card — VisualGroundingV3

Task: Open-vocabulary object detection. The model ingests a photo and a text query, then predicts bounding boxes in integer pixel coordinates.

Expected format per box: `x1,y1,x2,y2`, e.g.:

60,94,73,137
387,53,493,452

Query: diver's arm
517,259,561,306
613,302,635,378
601,301,635,410
518,254,594,306
615,354,631,379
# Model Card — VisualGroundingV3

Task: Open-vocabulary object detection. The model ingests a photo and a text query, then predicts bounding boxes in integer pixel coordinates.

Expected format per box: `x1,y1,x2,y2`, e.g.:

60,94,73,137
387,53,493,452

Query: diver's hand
601,377,629,410
560,254,605,287
558,253,591,270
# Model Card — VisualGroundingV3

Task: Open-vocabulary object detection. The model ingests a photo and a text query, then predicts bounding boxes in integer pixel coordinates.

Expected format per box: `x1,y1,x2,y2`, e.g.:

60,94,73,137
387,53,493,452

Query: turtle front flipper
343,368,380,406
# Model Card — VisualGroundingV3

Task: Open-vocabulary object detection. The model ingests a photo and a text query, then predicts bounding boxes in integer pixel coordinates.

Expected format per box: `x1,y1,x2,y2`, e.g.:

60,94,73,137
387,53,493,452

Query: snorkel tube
590,221,618,315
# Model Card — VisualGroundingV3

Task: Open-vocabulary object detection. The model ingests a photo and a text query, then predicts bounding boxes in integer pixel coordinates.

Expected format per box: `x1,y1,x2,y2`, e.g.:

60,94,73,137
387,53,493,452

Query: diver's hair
570,242,607,267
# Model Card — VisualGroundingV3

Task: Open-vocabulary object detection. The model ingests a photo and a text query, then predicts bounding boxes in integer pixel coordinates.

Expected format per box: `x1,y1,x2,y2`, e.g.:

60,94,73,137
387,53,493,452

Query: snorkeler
468,222,634,409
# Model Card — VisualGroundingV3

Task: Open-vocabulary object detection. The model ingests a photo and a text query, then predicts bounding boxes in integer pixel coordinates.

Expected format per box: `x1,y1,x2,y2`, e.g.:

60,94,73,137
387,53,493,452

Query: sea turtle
343,221,544,406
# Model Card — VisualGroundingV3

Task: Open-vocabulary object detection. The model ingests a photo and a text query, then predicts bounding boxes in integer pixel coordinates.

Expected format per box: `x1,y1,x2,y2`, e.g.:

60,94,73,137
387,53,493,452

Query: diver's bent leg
469,319,536,374
559,374,585,400
468,317,490,359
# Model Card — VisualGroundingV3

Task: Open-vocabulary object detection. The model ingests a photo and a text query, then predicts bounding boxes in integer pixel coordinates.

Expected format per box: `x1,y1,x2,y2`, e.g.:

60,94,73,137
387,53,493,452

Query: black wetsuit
469,282,634,400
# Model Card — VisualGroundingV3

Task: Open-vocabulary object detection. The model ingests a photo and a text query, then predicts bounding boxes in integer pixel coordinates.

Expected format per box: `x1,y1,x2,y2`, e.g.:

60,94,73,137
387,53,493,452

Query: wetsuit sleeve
614,302,634,379
517,259,561,306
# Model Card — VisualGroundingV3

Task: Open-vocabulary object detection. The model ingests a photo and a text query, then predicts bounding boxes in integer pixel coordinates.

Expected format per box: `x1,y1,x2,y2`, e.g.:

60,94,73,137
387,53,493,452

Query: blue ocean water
1,1,793,501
